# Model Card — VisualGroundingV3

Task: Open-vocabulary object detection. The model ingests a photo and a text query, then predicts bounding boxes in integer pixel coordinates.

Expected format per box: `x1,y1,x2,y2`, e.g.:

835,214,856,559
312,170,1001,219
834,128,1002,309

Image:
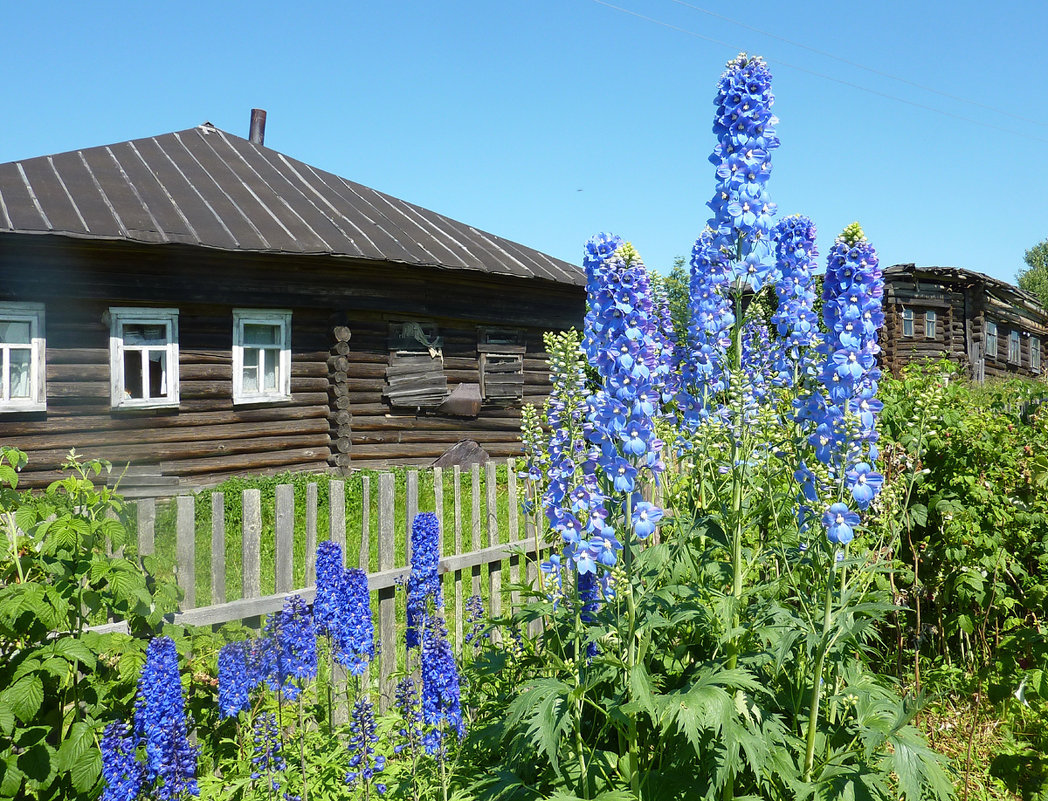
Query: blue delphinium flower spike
101,720,143,801
406,512,443,649
217,640,253,719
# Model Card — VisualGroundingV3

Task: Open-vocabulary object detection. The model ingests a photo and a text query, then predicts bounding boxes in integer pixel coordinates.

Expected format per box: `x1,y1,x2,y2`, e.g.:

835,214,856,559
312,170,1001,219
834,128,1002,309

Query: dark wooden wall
0,235,583,489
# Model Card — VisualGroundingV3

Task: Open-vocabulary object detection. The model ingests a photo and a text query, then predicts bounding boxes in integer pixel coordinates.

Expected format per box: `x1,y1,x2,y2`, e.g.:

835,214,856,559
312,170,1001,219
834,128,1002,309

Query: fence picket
137,498,155,558
243,489,262,600
507,459,520,610
471,463,482,599
275,485,294,594
406,469,418,561
377,472,396,711
486,461,501,623
330,479,346,560
211,493,226,605
305,483,318,586
176,496,195,609
453,465,463,657
360,475,371,570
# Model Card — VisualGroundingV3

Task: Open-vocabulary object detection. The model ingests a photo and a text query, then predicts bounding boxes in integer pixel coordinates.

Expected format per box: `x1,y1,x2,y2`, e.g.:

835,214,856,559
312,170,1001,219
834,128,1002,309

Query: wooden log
211,492,226,605
242,489,262,599
160,446,329,477
176,495,195,609
377,472,396,711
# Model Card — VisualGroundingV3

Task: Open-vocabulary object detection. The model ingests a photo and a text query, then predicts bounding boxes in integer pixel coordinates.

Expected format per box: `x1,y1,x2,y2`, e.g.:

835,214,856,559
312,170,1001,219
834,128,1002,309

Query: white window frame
1032,337,1041,374
109,307,179,409
986,320,998,358
924,309,936,340
232,309,292,405
902,307,913,337
0,302,46,413
1009,330,1021,364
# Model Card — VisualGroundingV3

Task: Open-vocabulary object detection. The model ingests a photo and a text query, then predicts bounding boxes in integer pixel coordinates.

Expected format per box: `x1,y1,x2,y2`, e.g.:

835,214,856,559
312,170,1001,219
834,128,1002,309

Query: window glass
0,304,46,412
110,309,178,408
8,349,31,398
0,321,31,344
244,323,280,346
925,310,936,339
986,321,998,357
233,311,291,403
902,309,913,337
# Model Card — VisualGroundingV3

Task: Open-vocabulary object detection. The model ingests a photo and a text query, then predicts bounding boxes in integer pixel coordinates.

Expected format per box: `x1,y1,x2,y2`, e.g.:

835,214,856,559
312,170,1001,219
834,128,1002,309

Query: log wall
0,235,583,489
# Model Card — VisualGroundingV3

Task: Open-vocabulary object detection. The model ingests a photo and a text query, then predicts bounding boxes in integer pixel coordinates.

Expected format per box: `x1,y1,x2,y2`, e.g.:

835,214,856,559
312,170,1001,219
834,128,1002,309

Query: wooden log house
882,264,1048,382
0,120,584,492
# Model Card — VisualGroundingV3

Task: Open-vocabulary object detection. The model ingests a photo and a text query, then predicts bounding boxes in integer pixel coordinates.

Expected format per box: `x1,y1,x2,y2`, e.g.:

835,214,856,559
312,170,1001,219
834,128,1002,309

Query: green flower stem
298,692,309,801
803,558,837,782
572,569,590,800
622,497,642,800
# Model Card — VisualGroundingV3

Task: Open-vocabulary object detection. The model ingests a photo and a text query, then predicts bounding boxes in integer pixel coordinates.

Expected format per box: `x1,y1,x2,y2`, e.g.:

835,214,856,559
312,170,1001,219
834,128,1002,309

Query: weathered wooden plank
176,495,195,609
360,475,371,570
507,458,520,610
486,461,502,627
377,472,396,711
275,485,294,594
454,464,463,657
305,482,318,586
137,498,155,558
211,492,226,605
471,463,482,599
242,489,262,599
329,479,346,559
406,469,418,562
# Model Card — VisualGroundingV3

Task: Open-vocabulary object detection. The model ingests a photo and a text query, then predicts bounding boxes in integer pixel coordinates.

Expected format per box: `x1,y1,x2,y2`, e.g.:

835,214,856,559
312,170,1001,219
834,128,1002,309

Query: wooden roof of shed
885,263,1047,321
0,124,584,287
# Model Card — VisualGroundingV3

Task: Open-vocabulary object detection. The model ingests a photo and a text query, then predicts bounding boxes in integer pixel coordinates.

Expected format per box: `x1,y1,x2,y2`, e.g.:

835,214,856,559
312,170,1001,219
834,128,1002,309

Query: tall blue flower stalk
419,615,465,756
101,721,143,801
707,52,779,291
263,595,318,702
346,695,387,795
771,215,821,386
217,640,254,719
406,512,443,649
250,712,287,794
131,636,198,800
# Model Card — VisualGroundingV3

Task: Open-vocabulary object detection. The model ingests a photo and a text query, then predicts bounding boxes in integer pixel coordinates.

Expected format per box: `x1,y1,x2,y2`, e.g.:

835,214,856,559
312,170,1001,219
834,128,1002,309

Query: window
902,308,913,337
383,322,448,408
1032,338,1042,374
478,327,525,402
233,310,292,404
924,309,936,340
986,320,998,358
1009,330,1021,364
109,308,178,409
0,303,45,412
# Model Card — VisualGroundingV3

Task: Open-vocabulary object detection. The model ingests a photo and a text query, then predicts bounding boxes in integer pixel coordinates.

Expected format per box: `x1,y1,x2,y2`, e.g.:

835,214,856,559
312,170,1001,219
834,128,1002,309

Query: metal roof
0,124,584,287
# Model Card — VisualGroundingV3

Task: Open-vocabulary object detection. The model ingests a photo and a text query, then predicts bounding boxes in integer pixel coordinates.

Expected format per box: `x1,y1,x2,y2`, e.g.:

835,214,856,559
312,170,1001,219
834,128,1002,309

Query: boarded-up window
986,320,998,358
1033,338,1042,374
383,322,449,409
1009,330,1021,364
478,327,525,402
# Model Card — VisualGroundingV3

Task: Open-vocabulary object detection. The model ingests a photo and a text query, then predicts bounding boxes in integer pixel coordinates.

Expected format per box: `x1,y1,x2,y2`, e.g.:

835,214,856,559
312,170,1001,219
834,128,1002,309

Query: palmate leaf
503,678,572,777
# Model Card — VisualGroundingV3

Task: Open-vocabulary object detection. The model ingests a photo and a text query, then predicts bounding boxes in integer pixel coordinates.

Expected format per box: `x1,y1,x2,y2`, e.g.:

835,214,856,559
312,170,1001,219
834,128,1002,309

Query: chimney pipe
249,109,267,145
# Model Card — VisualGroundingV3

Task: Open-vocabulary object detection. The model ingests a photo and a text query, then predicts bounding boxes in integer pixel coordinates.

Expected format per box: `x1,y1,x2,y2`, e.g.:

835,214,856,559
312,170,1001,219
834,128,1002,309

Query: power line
666,0,1048,130
591,0,1048,145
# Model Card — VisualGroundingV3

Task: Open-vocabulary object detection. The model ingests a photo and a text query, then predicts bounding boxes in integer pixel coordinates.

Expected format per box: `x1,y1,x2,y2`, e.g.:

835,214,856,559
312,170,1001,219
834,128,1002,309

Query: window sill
233,394,293,407
112,400,180,411
0,401,46,414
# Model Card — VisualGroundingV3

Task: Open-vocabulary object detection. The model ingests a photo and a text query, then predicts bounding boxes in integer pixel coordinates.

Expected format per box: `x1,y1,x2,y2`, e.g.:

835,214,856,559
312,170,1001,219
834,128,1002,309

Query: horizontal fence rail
90,458,550,708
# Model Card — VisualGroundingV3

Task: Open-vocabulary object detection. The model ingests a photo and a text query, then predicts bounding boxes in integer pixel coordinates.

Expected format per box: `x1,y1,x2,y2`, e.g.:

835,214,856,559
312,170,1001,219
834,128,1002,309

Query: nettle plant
472,54,953,801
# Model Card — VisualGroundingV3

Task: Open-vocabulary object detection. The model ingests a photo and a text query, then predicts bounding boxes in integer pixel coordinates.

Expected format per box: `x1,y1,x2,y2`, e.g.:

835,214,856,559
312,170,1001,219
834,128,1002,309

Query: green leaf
69,743,101,793
0,703,13,736
50,637,98,670
908,503,928,528
4,676,43,723
0,755,24,798
56,721,94,773
17,743,52,784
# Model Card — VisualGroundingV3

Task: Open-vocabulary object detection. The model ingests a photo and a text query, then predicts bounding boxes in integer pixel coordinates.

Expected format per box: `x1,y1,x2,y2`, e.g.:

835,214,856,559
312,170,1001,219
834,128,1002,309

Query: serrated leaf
0,702,13,736
50,637,97,670
17,743,52,784
69,748,101,794
0,755,24,797
56,721,94,773
4,676,43,723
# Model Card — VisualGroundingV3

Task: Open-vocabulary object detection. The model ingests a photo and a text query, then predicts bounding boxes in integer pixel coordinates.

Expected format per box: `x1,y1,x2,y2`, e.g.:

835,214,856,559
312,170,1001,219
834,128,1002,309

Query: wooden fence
93,458,548,708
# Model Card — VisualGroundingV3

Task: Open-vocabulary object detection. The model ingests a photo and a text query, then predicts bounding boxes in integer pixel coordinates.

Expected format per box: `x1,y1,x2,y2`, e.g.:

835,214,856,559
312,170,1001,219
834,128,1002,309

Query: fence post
330,479,346,562
406,469,418,562
453,465,463,657
471,463,482,599
137,498,155,560
243,489,262,600
176,496,195,609
486,461,501,623
360,475,370,570
507,458,520,610
377,472,396,711
211,492,226,605
305,482,318,586
275,485,294,595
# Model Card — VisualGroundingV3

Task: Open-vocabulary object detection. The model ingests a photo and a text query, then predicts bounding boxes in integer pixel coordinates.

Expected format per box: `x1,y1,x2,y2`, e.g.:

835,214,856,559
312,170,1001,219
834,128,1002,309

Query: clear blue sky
3,1,1046,284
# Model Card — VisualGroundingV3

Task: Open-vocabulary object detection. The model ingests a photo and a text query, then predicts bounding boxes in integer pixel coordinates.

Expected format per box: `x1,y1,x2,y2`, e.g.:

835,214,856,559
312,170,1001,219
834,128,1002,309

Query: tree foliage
1018,238,1048,309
